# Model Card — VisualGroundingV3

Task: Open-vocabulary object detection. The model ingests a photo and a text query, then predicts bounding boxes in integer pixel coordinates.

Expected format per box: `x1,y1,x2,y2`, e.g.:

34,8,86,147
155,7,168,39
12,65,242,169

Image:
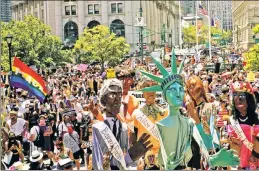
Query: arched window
110,19,125,37
87,20,100,29
64,21,78,45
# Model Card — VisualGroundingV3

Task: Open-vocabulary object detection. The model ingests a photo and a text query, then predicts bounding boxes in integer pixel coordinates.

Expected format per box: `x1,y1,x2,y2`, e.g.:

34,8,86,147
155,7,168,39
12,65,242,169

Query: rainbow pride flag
10,57,47,102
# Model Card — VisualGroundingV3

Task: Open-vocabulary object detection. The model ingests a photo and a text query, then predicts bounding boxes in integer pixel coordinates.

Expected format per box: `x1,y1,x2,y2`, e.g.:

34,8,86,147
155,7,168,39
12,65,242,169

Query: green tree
182,25,232,46
1,15,72,71
252,24,259,34
74,25,130,71
182,25,196,46
244,44,259,71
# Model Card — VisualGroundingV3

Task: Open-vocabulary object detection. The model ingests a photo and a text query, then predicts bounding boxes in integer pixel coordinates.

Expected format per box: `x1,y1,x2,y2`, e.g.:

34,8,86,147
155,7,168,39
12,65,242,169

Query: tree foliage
182,25,196,45
252,24,259,34
1,15,73,71
244,44,259,71
74,25,130,70
182,25,232,46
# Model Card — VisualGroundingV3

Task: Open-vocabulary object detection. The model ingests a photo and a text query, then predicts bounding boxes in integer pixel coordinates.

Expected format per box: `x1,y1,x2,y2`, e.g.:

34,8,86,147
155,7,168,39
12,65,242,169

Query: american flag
199,4,208,16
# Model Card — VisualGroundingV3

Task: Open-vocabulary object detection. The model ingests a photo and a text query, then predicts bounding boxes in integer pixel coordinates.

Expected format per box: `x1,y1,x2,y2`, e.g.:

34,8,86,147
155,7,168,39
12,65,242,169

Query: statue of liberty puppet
138,50,240,170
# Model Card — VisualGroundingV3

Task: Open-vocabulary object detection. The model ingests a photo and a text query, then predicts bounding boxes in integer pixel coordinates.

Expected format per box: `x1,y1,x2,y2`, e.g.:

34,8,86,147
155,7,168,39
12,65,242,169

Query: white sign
93,122,127,170
128,91,165,105
148,63,156,71
135,17,146,27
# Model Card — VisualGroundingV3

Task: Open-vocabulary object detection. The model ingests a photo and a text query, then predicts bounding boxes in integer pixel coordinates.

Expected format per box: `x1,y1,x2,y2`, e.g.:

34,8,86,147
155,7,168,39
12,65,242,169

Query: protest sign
106,68,116,79
128,91,165,105
247,71,255,82
0,72,9,87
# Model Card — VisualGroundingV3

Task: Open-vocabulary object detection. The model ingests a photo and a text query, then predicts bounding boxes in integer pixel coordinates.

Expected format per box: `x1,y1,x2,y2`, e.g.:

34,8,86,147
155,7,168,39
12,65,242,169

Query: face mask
223,121,227,125
67,126,73,134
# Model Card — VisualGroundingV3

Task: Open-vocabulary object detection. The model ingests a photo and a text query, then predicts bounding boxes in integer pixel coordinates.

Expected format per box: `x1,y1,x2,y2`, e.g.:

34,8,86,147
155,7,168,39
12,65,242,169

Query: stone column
101,0,108,26
55,1,62,40
77,0,85,34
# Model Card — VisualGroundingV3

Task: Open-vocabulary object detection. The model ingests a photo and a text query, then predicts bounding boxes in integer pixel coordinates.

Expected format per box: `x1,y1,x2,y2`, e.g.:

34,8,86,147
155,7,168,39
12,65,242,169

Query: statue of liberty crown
138,49,186,93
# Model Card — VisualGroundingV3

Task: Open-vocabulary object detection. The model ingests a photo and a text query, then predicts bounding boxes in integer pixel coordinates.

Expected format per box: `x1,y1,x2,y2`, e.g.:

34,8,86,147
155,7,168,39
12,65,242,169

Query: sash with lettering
133,109,160,140
94,122,127,170
132,110,168,168
229,116,253,151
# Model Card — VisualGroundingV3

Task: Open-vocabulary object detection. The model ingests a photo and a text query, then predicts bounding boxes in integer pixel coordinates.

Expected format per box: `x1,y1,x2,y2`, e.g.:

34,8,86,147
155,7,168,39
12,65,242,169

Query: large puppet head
139,50,186,109
186,75,208,106
231,81,257,123
99,79,123,116
139,77,157,105
117,69,134,96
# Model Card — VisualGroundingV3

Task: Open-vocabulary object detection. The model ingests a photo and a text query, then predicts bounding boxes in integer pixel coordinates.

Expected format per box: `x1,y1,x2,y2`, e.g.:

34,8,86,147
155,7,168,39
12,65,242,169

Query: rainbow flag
10,57,47,102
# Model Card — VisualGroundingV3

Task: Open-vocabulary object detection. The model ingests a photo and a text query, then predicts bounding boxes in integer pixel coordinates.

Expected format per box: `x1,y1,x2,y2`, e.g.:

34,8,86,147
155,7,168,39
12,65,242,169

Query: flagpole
196,1,199,53
179,0,182,50
208,1,212,61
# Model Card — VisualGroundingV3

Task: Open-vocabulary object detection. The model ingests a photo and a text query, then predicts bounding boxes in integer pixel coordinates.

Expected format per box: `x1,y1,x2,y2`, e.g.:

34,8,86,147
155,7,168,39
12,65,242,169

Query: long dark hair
232,92,258,125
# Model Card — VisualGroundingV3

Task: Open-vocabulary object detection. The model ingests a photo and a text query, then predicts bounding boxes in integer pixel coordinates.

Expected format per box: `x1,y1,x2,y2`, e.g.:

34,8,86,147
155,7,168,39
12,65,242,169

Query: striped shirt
217,109,228,127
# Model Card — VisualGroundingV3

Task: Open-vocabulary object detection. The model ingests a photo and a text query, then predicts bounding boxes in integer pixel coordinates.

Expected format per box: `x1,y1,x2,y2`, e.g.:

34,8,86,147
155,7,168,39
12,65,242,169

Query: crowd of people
1,50,259,170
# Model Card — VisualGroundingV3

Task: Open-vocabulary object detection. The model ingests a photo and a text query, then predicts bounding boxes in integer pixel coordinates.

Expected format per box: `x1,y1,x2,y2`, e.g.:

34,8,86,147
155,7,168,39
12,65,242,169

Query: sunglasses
233,92,246,101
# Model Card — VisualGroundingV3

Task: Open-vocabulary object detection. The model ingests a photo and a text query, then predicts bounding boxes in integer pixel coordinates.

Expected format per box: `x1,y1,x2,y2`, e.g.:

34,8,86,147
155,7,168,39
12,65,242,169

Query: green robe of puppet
139,50,240,170
157,112,193,169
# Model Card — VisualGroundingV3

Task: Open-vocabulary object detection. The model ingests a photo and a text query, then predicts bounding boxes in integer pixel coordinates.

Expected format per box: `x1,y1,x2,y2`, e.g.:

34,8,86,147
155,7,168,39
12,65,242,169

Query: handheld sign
106,68,116,79
247,71,255,82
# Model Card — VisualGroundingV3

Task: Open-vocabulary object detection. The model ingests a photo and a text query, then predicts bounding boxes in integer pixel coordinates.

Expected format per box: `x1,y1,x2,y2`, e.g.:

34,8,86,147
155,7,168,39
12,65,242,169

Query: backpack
33,126,44,147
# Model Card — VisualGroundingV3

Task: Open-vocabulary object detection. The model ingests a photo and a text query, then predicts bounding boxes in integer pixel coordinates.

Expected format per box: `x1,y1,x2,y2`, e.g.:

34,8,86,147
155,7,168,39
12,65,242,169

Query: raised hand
209,148,240,167
128,133,153,161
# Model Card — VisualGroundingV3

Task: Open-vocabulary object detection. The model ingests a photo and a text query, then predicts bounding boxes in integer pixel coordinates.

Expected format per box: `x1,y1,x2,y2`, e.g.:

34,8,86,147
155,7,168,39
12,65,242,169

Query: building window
88,4,99,15
88,5,93,14
255,8,259,17
94,4,99,14
111,3,123,13
111,3,116,13
117,3,123,13
87,20,100,29
64,0,69,2
65,6,70,15
64,21,78,46
71,5,76,15
41,9,44,20
110,19,125,37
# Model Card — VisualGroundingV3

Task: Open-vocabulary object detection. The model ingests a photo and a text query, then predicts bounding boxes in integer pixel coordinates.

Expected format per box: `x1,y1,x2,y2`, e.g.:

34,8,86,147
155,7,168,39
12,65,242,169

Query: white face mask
223,121,227,125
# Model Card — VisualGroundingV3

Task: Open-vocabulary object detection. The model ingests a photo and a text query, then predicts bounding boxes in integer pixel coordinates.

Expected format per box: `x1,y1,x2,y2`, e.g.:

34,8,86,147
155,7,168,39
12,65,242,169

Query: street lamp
5,33,13,73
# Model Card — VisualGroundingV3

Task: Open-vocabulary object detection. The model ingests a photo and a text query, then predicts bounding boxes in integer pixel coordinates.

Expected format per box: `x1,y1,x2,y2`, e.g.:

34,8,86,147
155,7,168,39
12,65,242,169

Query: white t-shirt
75,102,83,114
58,122,68,137
218,57,223,63
18,100,30,117
82,111,94,120
7,118,26,136
30,126,40,141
